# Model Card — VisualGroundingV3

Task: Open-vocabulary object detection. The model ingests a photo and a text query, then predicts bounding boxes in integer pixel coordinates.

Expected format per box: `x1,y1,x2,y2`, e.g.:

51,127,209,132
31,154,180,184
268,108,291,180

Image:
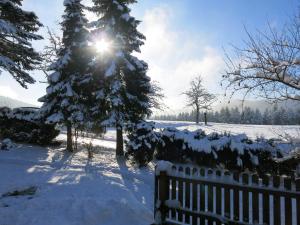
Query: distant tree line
152,105,300,125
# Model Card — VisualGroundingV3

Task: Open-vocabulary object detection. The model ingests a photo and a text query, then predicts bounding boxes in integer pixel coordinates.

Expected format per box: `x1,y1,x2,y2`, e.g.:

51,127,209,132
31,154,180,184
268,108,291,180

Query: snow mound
0,138,15,150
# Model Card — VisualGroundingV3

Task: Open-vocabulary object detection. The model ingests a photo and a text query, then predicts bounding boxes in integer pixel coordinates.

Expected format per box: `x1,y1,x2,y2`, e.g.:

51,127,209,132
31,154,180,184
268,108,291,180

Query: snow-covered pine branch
38,0,94,152
90,0,157,156
0,0,43,88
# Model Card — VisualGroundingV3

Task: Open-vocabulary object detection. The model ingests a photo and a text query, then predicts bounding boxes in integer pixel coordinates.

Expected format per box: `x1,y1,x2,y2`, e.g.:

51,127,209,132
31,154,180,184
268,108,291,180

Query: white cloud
138,5,225,113
0,85,19,99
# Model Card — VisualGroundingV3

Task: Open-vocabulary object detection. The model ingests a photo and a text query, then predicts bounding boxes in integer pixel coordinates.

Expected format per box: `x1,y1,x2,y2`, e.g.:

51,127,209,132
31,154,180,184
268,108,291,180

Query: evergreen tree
295,108,300,124
91,0,154,156
0,0,43,88
242,107,254,124
230,107,241,124
254,109,263,124
39,0,92,152
152,106,300,125
263,108,271,125
272,105,281,125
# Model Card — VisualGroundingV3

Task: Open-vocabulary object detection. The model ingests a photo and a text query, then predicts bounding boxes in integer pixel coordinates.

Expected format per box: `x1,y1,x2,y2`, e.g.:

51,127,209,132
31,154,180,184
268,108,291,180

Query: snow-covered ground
0,140,154,225
1,121,299,225
154,120,300,140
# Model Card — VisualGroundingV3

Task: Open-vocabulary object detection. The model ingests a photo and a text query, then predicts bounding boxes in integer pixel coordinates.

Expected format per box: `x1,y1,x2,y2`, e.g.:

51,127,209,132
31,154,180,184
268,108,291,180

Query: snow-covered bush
125,121,160,167
0,107,59,145
155,127,298,175
125,123,298,174
0,138,16,150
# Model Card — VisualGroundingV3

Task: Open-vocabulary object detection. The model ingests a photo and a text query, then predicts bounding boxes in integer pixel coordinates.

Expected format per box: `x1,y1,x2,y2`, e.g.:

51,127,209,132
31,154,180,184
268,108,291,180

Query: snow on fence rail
154,161,300,225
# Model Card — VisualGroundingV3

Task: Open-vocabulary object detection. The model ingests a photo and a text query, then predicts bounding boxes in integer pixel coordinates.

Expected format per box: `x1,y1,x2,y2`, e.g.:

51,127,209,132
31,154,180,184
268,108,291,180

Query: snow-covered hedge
0,107,59,145
126,122,299,175
156,127,299,175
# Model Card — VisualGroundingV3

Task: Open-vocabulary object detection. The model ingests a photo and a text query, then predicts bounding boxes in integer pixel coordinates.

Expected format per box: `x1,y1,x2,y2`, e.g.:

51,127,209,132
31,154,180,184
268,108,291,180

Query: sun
95,39,111,53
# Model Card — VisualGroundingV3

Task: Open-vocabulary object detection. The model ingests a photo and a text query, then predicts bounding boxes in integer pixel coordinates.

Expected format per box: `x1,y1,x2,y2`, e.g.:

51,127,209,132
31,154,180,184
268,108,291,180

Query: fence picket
296,178,300,225
224,171,231,220
262,174,270,225
200,168,206,225
171,178,177,219
191,168,198,225
154,163,300,225
207,169,214,225
158,171,169,223
154,174,158,220
215,171,222,210
242,173,249,223
178,167,184,223
185,167,191,224
233,172,240,222
273,175,281,225
252,174,259,224
284,177,292,225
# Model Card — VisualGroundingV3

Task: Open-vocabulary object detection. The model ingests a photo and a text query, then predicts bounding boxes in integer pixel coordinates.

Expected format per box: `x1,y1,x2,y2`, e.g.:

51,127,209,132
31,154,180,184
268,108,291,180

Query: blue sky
0,0,298,112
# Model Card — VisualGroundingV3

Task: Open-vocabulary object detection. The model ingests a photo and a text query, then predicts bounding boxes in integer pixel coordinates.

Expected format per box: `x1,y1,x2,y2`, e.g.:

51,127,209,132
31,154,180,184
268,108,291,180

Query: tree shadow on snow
116,157,154,212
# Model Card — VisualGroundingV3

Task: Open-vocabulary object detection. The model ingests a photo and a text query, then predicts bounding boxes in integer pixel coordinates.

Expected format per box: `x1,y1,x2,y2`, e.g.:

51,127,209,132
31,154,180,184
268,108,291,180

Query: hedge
125,121,299,175
0,107,59,145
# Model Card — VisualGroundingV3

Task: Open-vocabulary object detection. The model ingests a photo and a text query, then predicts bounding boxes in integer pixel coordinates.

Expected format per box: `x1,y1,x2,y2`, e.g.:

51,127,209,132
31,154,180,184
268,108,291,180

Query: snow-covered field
154,120,300,140
1,121,299,225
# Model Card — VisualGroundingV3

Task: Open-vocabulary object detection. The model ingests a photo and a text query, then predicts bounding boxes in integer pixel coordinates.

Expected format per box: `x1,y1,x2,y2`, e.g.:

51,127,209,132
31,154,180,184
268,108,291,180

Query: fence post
155,170,169,225
296,178,300,225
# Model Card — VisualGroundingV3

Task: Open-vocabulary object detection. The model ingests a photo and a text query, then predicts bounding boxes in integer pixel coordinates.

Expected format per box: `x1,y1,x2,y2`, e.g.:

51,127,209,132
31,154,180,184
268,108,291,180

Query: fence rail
154,163,300,225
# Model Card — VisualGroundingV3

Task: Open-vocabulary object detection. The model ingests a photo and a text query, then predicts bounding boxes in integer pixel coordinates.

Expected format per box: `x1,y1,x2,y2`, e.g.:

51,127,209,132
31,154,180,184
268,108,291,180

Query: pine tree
0,0,43,88
254,109,263,124
230,107,241,124
263,108,271,125
39,0,92,152
91,0,154,156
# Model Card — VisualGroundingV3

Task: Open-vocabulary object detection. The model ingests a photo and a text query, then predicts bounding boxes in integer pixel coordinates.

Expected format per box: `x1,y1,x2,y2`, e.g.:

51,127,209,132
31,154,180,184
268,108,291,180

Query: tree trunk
116,125,124,156
67,124,73,152
204,112,208,125
196,106,200,124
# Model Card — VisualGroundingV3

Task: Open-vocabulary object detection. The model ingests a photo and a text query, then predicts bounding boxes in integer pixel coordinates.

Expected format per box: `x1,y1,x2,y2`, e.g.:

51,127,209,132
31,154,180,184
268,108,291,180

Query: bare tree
149,81,165,110
222,12,300,103
183,76,215,124
38,27,62,78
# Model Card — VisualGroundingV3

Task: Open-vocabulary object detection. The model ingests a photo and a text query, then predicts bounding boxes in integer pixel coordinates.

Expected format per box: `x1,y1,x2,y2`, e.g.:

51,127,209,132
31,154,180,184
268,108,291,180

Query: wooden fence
154,163,300,225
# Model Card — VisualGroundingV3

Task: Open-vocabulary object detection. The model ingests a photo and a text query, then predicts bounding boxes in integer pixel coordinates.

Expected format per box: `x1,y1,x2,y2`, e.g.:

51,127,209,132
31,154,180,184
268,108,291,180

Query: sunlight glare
95,39,111,53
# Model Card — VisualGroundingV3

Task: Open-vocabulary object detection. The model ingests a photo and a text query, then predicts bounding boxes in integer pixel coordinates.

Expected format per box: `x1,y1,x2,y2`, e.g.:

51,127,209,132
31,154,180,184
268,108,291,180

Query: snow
0,107,38,122
0,133,154,225
0,138,15,150
46,112,64,124
49,72,61,83
105,61,116,77
153,120,300,140
155,160,173,175
121,13,131,22
0,55,17,70
113,0,124,11
0,120,299,224
0,19,16,34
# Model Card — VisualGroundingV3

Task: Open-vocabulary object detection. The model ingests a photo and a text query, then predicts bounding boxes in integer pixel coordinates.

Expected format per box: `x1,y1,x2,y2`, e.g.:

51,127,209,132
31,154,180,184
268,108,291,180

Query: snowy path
0,143,154,225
